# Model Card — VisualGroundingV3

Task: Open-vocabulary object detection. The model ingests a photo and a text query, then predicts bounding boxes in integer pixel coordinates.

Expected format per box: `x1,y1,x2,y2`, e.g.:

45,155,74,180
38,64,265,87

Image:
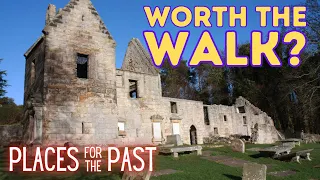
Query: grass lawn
0,143,319,180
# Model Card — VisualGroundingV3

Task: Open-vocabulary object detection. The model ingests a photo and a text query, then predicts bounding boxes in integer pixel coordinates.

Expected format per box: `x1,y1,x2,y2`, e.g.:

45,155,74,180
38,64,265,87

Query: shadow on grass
250,152,273,159
223,174,242,180
158,151,193,156
250,153,265,159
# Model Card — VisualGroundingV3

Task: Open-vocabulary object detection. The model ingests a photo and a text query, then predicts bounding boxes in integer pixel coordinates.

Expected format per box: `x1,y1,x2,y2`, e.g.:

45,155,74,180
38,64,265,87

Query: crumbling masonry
23,0,280,146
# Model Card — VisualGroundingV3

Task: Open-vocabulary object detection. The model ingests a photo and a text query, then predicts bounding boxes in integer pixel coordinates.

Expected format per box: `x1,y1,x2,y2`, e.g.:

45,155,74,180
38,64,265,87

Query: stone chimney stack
46,4,56,25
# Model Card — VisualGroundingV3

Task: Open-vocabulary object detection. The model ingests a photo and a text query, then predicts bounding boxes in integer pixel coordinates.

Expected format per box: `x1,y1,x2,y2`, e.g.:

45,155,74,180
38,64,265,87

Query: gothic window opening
77,54,88,79
224,115,227,122
190,125,197,145
204,106,210,125
237,106,246,113
243,116,247,125
171,102,177,114
129,80,138,98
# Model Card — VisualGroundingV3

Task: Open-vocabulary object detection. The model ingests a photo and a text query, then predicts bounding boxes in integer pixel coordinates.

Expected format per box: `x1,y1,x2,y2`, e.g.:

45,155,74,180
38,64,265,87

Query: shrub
0,105,23,125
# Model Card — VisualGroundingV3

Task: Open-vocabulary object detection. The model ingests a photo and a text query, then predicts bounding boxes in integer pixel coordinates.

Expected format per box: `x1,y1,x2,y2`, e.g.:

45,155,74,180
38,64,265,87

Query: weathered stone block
166,135,183,146
242,163,267,180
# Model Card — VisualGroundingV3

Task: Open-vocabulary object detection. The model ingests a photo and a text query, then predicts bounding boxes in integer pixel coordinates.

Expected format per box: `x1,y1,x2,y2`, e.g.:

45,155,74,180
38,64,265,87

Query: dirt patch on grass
152,169,182,177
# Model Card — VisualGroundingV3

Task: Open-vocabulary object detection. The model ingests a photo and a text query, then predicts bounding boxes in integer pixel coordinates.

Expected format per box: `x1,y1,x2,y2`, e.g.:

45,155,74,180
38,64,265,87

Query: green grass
206,143,320,180
0,143,319,180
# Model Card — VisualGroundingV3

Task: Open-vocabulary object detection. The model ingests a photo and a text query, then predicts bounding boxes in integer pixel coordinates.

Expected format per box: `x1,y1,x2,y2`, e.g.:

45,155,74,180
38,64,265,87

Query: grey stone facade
22,0,279,146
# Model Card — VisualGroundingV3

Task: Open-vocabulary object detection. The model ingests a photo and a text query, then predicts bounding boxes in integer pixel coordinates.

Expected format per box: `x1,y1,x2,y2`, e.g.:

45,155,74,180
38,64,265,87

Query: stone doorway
190,125,197,145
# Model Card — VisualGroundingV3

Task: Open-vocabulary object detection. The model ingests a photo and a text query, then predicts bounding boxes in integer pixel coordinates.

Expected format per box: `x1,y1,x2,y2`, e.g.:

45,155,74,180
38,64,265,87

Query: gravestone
166,135,183,146
231,139,245,153
243,163,267,180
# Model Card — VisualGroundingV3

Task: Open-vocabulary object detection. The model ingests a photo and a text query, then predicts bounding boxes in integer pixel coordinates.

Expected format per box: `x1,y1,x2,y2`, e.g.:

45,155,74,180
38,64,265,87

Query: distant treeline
0,97,23,125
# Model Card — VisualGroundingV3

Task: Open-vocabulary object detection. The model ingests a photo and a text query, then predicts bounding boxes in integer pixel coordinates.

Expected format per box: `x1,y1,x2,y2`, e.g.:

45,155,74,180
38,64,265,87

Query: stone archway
190,125,197,145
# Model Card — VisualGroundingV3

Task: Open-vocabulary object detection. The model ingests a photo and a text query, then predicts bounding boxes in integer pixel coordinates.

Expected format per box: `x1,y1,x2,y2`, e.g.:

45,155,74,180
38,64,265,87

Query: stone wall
23,36,46,145
256,124,280,144
24,36,45,105
113,70,279,146
114,70,207,145
0,124,23,146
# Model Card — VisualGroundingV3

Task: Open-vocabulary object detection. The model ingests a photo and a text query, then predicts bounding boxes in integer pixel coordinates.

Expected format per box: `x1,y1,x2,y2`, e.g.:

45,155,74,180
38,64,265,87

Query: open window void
129,80,138,98
77,54,88,79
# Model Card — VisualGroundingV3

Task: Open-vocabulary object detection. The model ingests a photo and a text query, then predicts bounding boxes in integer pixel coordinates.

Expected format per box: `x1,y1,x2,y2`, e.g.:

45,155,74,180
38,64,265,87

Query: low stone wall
304,134,320,143
203,135,232,144
0,124,23,146
280,131,320,143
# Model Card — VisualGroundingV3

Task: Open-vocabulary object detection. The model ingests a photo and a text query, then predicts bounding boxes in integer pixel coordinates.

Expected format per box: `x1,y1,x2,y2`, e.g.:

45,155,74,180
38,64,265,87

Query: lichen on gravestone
231,139,245,153
243,163,267,180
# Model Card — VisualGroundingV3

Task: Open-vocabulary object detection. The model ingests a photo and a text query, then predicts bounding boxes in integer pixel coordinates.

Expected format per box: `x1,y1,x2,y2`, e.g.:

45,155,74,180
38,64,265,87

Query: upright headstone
243,163,267,180
166,135,183,146
231,139,245,153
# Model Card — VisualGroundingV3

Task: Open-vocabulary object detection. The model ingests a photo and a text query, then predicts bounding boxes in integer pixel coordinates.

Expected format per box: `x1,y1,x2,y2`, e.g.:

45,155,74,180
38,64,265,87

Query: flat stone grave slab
201,156,249,167
279,138,301,146
202,155,273,169
152,169,182,177
159,145,202,158
259,145,294,158
274,149,313,163
268,170,297,177
222,158,250,167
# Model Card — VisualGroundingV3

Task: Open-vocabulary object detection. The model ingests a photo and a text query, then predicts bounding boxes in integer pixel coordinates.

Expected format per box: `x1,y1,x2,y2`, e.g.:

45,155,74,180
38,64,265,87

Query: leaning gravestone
243,163,267,180
231,139,245,153
166,135,183,146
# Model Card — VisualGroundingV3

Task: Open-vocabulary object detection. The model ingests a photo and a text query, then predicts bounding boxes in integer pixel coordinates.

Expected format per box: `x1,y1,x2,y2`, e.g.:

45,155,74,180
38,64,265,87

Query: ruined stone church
23,0,280,146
